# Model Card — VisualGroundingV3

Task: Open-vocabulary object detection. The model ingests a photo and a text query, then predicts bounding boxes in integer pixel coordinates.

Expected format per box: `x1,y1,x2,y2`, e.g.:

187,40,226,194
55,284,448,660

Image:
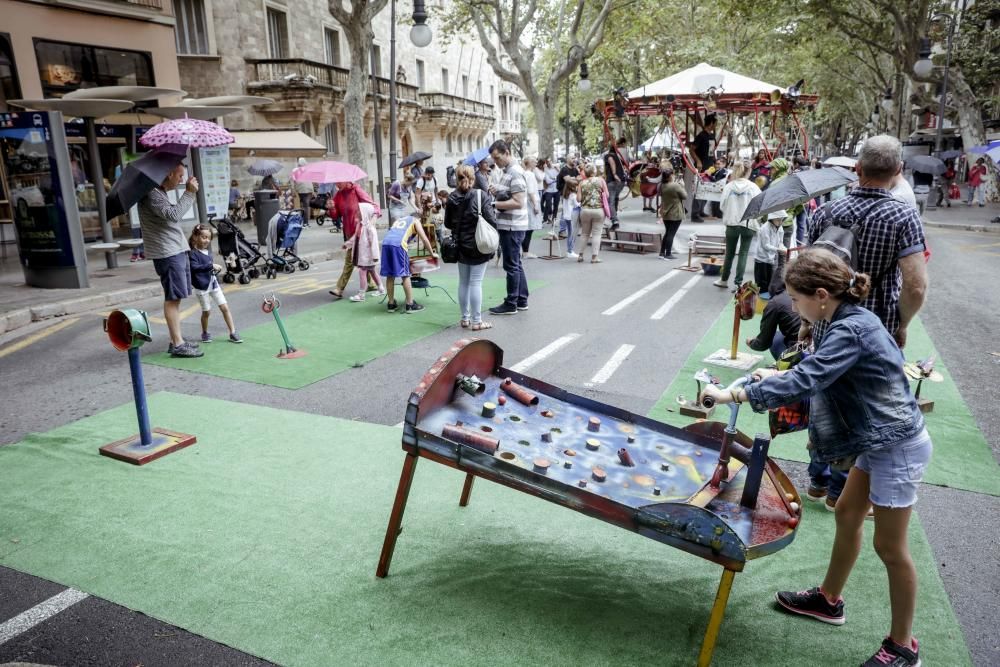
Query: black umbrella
907,155,945,175
741,167,858,220
106,146,187,219
399,151,432,169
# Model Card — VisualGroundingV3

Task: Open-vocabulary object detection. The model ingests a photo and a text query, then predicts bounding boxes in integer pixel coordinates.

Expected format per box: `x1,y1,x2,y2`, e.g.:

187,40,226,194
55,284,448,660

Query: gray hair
858,135,902,180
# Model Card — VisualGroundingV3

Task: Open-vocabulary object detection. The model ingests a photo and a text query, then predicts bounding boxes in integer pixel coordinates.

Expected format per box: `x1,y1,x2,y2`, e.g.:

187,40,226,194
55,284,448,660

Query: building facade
172,0,525,192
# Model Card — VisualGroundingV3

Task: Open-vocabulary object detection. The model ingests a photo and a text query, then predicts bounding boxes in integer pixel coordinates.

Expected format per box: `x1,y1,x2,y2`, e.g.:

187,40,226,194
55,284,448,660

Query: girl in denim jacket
702,248,932,667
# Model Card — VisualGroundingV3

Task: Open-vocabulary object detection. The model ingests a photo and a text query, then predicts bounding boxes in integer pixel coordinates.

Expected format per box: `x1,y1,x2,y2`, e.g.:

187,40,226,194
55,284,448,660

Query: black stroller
211,216,265,285
309,192,342,231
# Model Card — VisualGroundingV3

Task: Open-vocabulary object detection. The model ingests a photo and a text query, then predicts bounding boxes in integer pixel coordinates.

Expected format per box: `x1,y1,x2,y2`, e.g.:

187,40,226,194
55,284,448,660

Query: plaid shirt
807,187,925,338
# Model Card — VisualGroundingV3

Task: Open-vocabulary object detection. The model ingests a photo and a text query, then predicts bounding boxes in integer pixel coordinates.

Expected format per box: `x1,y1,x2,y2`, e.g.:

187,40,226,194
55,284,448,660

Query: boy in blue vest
380,214,437,313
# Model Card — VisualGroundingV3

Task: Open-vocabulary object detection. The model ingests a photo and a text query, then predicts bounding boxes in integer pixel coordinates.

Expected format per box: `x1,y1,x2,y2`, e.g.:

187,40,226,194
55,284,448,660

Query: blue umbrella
463,146,490,167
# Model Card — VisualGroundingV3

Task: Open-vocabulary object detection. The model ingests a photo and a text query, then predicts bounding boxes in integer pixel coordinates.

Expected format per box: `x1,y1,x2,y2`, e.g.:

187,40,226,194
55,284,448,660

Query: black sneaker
489,302,518,315
387,301,398,312
516,302,529,311
170,342,204,359
404,301,424,314
774,587,845,625
861,637,920,667
610,222,620,231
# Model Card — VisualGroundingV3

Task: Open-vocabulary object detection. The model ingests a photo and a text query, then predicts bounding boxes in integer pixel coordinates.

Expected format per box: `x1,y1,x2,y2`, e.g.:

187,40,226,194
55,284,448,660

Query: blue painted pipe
128,347,153,446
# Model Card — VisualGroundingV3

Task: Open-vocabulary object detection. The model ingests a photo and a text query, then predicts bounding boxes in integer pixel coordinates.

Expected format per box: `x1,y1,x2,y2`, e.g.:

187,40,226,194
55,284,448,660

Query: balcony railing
497,119,521,134
247,58,418,103
119,0,163,7
419,92,494,117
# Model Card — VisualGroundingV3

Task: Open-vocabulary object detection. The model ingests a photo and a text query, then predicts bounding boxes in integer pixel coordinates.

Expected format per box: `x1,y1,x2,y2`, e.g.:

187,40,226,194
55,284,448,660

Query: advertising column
0,110,88,288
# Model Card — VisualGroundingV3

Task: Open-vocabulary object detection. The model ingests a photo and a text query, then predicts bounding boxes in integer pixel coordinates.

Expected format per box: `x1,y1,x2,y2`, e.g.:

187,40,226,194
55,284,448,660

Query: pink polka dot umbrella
139,116,234,149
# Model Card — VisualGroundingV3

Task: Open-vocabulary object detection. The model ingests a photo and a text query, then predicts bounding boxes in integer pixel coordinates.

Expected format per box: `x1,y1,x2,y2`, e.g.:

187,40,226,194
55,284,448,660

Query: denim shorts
152,253,192,301
854,428,933,508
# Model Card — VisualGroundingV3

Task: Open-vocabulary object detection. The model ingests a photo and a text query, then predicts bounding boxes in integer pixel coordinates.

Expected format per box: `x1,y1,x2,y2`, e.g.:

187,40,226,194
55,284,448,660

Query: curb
922,220,1000,234
1,250,340,335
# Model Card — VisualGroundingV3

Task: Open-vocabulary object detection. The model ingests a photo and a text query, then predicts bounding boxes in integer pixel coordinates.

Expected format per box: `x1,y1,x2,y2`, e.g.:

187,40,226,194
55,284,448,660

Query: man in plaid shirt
805,135,928,349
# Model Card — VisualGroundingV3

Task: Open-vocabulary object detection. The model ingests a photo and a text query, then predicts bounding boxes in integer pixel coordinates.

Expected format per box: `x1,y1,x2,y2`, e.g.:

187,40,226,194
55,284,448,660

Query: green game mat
648,305,1000,497
0,393,970,666
145,277,531,389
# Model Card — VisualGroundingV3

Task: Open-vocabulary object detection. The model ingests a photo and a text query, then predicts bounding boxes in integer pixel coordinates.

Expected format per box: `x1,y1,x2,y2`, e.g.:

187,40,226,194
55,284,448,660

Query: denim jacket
744,302,924,462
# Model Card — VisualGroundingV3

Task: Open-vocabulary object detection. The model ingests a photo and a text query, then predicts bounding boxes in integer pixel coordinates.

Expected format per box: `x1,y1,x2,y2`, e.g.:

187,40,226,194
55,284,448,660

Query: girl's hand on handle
752,367,780,382
700,385,729,407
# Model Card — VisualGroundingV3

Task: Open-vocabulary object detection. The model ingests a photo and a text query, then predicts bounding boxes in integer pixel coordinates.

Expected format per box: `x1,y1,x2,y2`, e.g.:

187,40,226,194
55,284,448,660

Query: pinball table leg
459,473,475,507
697,567,737,667
376,452,420,578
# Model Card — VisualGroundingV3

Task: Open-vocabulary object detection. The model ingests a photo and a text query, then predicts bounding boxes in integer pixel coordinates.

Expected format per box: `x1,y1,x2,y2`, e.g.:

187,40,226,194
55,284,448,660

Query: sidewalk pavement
922,199,1000,234
1,219,346,335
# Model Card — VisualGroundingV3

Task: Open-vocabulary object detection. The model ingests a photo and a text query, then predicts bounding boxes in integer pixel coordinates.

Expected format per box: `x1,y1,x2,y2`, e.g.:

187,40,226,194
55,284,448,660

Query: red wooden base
99,428,196,466
277,349,308,359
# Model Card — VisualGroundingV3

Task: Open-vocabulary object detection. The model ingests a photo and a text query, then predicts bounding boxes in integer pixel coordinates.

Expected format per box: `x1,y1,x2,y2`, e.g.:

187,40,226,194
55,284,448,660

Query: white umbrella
823,156,856,168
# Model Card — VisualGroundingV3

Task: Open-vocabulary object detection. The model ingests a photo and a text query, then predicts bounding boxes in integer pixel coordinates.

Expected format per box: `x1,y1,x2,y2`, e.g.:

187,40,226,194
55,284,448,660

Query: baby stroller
211,216,265,285
309,192,336,227
264,209,310,279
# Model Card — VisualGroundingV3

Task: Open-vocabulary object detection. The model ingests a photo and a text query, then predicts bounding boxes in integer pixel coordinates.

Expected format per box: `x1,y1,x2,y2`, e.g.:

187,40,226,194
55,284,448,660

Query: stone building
172,0,525,192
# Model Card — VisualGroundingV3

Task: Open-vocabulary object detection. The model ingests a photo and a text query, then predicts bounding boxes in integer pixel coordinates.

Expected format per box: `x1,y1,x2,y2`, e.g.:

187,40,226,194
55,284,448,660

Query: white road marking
650,274,702,320
509,334,581,373
0,588,89,645
602,270,679,316
584,344,636,387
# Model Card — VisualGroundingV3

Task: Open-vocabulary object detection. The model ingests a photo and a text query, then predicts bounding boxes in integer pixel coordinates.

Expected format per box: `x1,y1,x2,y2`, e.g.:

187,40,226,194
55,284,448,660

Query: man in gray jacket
137,164,203,358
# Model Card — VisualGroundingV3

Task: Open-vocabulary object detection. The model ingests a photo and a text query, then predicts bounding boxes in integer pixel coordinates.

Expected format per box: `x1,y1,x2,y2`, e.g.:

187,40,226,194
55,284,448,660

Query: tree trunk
529,89,556,161
342,26,371,168
949,71,998,202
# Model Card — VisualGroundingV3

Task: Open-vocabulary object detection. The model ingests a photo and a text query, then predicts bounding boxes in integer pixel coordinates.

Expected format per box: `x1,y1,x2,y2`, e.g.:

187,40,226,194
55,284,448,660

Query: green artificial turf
144,277,527,389
0,392,970,666
648,304,1000,497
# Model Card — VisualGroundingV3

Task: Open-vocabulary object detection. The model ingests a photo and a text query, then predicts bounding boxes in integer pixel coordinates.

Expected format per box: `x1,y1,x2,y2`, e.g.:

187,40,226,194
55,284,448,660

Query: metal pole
371,44,386,209
85,117,116,269
127,346,153,446
934,14,956,154
189,147,210,225
565,67,570,159
389,0,398,177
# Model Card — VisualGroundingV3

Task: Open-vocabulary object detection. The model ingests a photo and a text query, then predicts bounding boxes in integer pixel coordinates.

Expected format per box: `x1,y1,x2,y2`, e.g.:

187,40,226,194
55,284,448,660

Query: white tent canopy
629,63,786,99
640,128,680,152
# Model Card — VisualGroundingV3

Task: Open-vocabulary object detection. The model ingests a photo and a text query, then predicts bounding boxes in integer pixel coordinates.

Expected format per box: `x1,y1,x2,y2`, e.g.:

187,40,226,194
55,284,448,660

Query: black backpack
813,198,894,270
446,165,457,188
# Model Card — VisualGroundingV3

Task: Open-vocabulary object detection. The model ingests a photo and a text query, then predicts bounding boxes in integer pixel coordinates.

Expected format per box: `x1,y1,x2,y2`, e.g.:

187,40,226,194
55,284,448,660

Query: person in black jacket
445,164,498,331
746,285,799,360
188,224,242,344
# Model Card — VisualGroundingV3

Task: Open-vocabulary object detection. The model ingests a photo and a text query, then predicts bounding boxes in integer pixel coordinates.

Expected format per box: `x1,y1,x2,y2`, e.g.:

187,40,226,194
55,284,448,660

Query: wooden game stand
375,339,801,667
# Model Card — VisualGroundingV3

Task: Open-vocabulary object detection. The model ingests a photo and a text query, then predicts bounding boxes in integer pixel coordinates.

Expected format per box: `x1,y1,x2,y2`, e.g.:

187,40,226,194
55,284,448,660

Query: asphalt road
1,216,998,666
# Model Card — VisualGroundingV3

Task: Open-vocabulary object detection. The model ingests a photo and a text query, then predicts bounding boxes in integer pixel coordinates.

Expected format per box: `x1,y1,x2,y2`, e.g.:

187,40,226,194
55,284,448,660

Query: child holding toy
701,248,931,667
343,202,385,302
380,213,437,313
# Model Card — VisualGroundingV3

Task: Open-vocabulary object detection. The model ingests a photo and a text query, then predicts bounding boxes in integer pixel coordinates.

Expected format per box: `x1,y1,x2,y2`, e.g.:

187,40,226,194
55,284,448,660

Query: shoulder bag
474,189,500,254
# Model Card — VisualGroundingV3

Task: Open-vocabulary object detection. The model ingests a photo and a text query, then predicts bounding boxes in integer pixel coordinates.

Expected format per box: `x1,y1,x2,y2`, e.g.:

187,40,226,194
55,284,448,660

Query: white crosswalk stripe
509,334,581,373
0,588,89,646
650,274,702,320
584,344,636,387
602,270,679,316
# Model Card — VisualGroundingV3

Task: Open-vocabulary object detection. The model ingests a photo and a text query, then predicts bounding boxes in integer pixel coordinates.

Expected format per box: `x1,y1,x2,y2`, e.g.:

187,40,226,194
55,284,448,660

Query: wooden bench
601,237,653,254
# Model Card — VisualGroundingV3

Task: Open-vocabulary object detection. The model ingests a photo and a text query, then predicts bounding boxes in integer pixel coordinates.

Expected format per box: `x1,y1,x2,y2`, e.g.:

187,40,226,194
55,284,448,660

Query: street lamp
564,53,589,159
389,0,433,176
881,87,894,111
913,12,957,154
871,105,880,127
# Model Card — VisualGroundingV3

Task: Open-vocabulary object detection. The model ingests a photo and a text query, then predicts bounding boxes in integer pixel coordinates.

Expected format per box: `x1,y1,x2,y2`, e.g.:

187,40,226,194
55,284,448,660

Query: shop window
1,33,22,113
173,0,210,55
324,122,339,154
267,7,289,59
324,27,341,67
33,40,154,98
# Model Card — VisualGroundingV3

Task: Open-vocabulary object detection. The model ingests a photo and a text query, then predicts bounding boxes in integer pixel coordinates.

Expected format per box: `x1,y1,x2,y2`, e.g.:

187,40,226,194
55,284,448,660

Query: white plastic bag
474,190,499,254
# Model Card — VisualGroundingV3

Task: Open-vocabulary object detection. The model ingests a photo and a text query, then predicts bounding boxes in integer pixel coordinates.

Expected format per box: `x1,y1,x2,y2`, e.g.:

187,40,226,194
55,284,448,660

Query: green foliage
954,0,1000,120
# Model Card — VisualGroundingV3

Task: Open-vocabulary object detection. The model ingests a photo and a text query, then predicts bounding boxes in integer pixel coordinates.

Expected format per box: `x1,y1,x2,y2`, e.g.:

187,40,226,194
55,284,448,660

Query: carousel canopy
629,63,785,99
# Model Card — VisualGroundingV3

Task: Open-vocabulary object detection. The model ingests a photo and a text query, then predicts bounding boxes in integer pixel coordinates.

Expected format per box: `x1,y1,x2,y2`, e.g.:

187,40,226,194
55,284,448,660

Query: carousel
598,63,820,204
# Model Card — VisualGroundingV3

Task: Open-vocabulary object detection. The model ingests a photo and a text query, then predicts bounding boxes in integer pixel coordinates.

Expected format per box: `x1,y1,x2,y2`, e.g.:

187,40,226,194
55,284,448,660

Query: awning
629,63,785,99
228,130,326,156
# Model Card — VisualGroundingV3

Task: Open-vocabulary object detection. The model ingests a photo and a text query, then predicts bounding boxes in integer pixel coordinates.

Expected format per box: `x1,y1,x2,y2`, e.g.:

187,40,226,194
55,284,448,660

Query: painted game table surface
377,339,801,666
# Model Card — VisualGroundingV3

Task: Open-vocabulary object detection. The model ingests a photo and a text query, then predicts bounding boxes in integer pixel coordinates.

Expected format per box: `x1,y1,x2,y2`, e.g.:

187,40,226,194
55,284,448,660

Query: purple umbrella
139,117,234,149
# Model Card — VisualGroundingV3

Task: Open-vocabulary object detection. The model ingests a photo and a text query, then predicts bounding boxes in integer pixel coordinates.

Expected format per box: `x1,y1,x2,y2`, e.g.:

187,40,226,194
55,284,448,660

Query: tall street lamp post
913,9,959,155
564,50,590,160
389,0,432,176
